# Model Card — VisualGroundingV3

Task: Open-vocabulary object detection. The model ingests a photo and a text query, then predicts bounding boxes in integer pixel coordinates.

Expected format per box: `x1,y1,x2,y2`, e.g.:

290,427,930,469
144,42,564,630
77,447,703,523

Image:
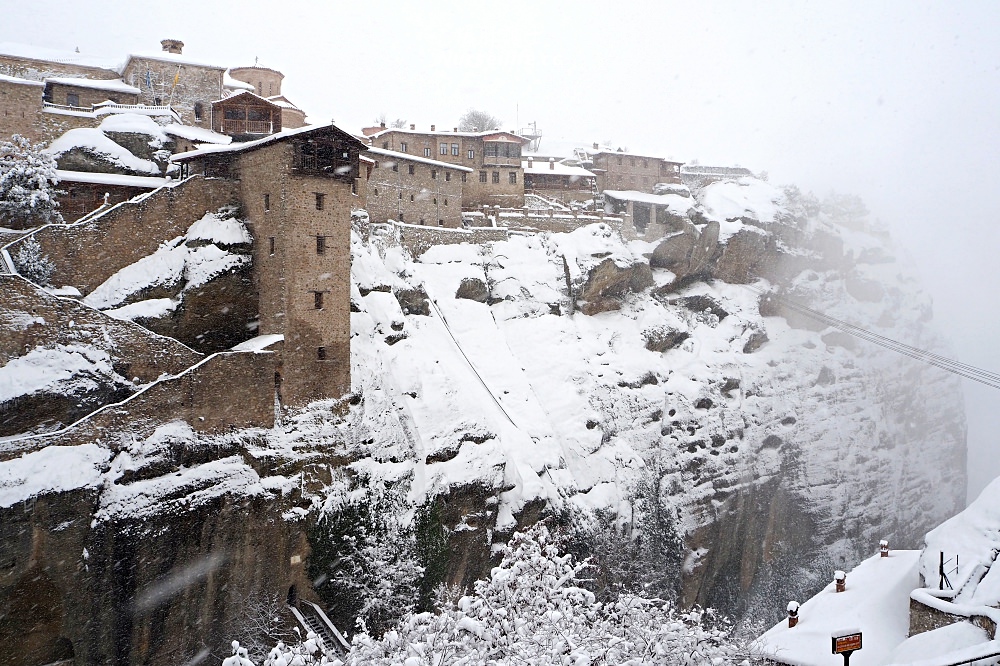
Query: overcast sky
3,0,998,500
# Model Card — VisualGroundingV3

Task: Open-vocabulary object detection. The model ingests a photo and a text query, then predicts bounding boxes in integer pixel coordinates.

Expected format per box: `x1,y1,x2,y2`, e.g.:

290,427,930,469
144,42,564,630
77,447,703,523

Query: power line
748,286,1000,390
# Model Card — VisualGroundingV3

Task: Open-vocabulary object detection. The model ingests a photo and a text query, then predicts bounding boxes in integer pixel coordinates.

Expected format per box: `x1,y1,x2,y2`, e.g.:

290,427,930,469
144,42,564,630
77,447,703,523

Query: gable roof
365,127,528,142
171,123,366,162
368,147,473,172
211,89,280,108
44,77,140,94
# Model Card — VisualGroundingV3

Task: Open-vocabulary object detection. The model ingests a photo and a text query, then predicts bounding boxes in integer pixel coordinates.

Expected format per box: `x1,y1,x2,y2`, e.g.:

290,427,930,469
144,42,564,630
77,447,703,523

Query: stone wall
44,81,138,109
237,141,354,406
908,596,997,639
392,221,509,257
593,153,682,191
24,176,239,294
0,54,119,82
366,152,465,227
0,77,45,141
120,57,224,128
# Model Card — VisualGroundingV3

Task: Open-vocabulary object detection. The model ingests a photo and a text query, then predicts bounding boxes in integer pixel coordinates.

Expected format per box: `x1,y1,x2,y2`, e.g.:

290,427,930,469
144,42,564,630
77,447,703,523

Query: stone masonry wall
393,221,509,257
24,176,239,294
120,57,224,128
45,81,138,108
0,54,119,82
237,142,354,406
0,77,45,141
367,153,464,227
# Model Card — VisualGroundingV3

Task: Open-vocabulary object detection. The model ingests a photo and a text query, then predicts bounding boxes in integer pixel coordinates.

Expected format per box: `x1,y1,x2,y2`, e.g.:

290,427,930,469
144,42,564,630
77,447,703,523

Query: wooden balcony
221,119,274,135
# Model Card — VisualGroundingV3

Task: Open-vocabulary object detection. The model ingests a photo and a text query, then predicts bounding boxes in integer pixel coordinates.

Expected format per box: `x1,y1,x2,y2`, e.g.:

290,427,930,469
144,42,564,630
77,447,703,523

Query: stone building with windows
365,124,529,208
522,156,597,203
119,40,226,128
575,144,683,193
365,147,470,227
173,124,366,405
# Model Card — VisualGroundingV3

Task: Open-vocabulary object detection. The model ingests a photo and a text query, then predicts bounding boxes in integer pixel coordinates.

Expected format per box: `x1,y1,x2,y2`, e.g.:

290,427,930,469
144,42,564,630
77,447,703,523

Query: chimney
430,124,436,131
409,123,415,130
593,142,599,150
549,157,555,170
454,127,458,132
787,601,799,628
380,121,386,128
834,570,846,593
160,39,184,54
880,540,889,557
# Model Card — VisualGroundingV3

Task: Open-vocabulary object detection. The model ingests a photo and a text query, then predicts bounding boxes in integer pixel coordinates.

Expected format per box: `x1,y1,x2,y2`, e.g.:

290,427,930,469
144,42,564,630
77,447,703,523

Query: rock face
0,177,968,660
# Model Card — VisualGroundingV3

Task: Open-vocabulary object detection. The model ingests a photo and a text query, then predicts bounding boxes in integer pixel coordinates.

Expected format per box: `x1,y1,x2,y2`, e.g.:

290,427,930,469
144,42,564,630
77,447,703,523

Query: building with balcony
575,144,683,193
212,90,282,140
522,156,597,204
365,124,530,208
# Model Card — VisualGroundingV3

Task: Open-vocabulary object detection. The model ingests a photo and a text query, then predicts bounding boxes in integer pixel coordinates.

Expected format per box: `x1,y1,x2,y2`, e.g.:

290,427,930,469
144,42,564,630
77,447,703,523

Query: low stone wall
21,176,239,294
909,596,998,639
393,221,509,256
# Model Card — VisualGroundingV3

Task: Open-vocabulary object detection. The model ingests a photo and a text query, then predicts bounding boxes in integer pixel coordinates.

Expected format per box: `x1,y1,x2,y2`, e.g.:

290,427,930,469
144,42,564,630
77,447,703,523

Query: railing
221,119,273,135
482,156,522,167
43,101,181,122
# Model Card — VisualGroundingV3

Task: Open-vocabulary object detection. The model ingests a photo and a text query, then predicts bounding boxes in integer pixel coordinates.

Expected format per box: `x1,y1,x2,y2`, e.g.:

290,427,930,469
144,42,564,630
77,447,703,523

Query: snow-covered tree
13,235,55,285
457,109,501,132
307,480,423,637
342,524,747,665
0,134,64,228
221,641,257,666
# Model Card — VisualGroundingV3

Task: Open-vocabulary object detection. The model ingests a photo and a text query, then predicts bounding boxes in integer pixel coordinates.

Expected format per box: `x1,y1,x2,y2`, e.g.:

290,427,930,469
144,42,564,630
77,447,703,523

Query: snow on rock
756,551,920,666
0,344,125,402
699,176,786,224
82,209,251,311
97,113,169,145
185,208,252,246
888,622,996,666
103,297,178,322
0,444,110,508
46,127,161,175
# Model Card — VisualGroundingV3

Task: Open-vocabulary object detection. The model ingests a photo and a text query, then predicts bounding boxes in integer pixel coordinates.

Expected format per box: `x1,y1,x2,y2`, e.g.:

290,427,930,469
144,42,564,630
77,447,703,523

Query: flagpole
168,65,181,107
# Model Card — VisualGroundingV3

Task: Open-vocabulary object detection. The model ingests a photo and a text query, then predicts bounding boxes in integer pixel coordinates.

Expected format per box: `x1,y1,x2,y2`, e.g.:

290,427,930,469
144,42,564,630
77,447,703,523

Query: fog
3,0,997,500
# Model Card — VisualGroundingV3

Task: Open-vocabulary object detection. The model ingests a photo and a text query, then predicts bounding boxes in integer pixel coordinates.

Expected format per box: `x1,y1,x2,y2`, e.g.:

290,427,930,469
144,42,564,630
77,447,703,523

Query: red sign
832,632,862,654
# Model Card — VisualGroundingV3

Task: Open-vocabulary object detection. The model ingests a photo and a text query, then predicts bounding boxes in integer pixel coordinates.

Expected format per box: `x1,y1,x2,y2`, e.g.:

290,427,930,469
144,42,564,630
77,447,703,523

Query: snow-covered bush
342,523,746,665
307,480,423,637
0,134,64,228
13,235,55,285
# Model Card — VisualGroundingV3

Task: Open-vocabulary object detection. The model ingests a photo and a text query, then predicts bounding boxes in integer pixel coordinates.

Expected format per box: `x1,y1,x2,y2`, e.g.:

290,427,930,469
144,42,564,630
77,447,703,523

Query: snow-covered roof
0,73,44,87
98,113,169,142
44,76,140,94
366,127,527,142
0,41,119,70
756,550,920,666
521,159,595,178
162,123,232,145
120,50,226,72
211,89,279,108
223,73,255,91
54,169,168,189
46,128,162,175
580,146,683,163
603,190,695,215
266,94,302,111
681,165,754,177
368,147,473,172
171,122,363,161
230,334,284,352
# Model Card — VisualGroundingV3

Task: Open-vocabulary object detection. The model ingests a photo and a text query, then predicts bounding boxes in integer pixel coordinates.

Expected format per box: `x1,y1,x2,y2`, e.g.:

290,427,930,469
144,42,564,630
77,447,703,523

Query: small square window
374,187,379,195
492,171,500,184
316,235,326,255
314,291,324,309
433,198,437,204
431,169,437,179
423,147,431,157
392,163,398,172
382,141,389,149
445,172,451,181
268,237,275,256
408,164,415,175
315,193,325,210
440,143,448,155
410,194,415,201
264,193,270,211
444,198,448,206
438,219,444,226
400,142,408,153
509,172,517,184
451,143,459,156
479,171,487,183
467,149,474,159
66,92,79,106
317,346,327,360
